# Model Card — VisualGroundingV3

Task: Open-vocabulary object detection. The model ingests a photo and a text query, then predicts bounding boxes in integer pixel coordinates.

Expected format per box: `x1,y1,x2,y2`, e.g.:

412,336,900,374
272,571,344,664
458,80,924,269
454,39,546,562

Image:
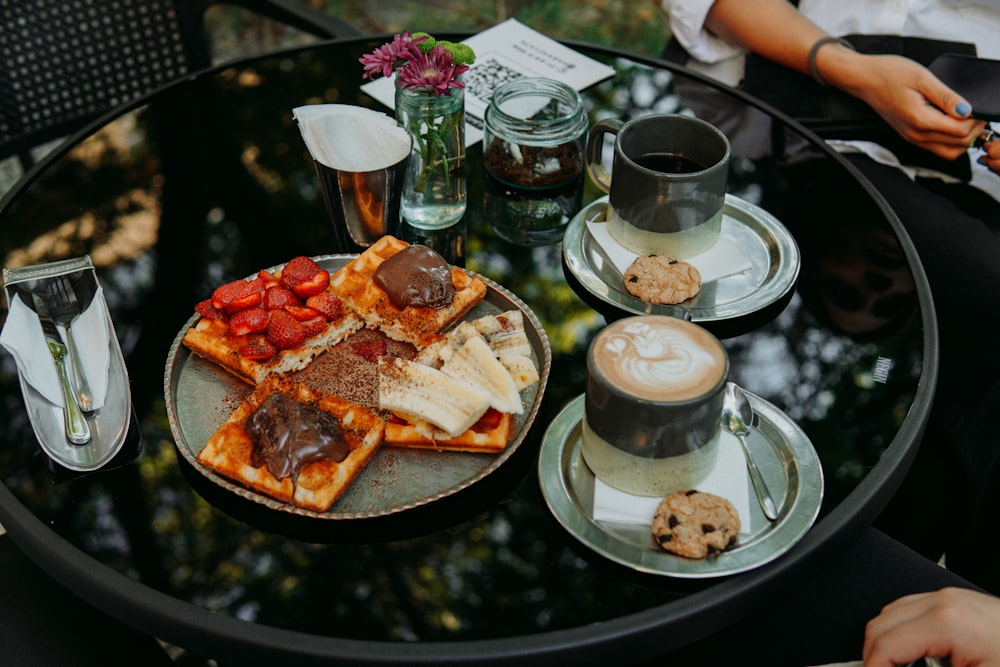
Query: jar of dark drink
483,77,588,246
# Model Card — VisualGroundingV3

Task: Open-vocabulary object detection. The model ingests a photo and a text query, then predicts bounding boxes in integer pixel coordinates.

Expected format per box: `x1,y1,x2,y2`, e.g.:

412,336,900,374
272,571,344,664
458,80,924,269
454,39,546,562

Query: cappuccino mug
581,315,729,496
586,114,730,258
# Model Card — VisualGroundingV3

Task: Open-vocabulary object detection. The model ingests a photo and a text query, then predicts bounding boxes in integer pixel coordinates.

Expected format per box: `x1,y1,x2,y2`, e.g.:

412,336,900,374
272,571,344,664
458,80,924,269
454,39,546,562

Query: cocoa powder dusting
292,328,415,411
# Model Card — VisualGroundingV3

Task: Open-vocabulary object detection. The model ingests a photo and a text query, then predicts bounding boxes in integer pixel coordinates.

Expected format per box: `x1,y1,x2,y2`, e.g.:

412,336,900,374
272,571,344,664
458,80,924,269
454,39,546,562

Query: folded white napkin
292,104,411,172
592,431,752,535
0,287,111,410
585,210,752,284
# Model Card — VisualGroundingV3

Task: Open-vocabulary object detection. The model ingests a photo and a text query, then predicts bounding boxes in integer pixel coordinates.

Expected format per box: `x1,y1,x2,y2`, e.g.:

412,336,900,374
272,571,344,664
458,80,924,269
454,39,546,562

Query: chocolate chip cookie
623,255,702,305
651,489,740,559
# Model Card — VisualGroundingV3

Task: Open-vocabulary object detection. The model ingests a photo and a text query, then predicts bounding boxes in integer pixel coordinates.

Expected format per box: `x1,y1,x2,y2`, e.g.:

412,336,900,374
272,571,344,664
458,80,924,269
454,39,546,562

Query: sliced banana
414,337,451,369
473,310,533,359
472,311,538,390
378,357,490,437
441,335,523,414
417,312,539,391
498,354,540,391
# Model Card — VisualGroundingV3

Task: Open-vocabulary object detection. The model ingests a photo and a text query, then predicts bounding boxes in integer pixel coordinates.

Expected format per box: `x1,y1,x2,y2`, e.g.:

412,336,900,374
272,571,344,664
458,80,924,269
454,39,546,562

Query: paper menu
360,18,617,147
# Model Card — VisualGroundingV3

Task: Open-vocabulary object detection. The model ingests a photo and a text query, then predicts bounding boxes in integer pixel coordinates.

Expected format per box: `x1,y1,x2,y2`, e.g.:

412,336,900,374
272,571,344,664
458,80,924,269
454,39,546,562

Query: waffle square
329,235,487,347
384,409,514,454
196,374,384,512
183,312,362,385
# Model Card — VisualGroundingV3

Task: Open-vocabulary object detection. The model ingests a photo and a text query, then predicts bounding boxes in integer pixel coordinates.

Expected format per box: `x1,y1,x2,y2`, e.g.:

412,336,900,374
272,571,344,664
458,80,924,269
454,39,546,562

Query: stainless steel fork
33,295,92,445
46,276,93,412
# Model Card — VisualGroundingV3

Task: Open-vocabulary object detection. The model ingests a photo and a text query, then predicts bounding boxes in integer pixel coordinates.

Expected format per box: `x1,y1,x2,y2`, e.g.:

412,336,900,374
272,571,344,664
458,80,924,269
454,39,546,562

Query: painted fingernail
977,155,988,166
956,101,972,116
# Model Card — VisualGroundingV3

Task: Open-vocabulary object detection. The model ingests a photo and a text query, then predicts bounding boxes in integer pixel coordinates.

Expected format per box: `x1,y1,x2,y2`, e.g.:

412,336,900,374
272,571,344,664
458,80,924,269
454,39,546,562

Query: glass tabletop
0,34,935,664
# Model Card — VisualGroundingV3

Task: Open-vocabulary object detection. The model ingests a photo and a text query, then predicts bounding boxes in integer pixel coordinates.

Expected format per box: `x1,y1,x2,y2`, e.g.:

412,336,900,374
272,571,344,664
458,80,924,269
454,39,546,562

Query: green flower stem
395,84,465,225
400,89,463,196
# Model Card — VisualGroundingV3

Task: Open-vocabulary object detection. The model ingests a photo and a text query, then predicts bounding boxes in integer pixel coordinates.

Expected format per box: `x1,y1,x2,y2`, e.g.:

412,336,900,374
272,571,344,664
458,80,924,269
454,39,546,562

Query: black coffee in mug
634,152,707,174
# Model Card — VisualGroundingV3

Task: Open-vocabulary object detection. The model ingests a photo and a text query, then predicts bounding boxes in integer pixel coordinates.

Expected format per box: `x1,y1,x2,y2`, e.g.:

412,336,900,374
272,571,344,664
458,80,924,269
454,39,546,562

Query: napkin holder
292,104,412,253
1,256,133,472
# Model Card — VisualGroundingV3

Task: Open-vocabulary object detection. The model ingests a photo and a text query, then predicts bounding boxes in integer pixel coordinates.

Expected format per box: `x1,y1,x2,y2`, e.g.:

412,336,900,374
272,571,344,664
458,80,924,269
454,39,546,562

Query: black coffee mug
586,114,730,259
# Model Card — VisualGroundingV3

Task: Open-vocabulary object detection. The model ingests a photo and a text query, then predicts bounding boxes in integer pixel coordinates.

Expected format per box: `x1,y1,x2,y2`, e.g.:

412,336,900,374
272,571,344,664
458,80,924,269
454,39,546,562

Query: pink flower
358,32,428,80
396,45,469,95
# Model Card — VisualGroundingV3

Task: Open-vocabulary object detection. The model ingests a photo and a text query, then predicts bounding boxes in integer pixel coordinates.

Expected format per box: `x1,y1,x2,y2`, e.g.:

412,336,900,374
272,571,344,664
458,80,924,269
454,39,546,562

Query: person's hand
840,53,986,160
977,134,1000,177
863,587,1000,667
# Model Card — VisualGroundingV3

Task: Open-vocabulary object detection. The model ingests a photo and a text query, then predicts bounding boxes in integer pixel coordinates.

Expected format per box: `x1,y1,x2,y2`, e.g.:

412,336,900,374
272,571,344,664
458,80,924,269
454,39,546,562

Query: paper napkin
585,211,752,284
292,104,411,172
0,287,111,410
591,431,752,534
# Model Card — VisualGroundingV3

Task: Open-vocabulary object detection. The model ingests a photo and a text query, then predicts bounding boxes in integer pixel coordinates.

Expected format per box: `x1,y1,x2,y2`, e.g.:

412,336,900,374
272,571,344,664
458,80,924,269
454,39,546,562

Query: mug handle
585,118,623,194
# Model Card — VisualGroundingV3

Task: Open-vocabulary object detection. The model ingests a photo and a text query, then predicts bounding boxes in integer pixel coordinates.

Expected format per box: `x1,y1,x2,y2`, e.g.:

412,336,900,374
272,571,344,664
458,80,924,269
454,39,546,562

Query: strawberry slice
228,277,266,312
194,299,227,322
300,315,328,338
283,305,324,322
211,279,248,311
257,269,280,288
228,306,269,337
262,285,300,311
266,310,306,350
239,339,277,360
279,256,323,290
471,408,503,432
305,292,343,320
290,269,330,298
212,276,264,313
352,339,386,362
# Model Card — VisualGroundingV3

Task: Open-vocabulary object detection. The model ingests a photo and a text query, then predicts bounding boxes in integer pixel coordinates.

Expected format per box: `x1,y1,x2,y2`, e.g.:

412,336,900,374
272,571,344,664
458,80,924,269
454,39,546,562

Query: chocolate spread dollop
245,393,349,479
373,245,455,310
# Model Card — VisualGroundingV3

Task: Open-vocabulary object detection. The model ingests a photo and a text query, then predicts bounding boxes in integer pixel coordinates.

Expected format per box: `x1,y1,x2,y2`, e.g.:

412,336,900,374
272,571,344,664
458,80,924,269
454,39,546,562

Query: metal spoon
722,382,778,521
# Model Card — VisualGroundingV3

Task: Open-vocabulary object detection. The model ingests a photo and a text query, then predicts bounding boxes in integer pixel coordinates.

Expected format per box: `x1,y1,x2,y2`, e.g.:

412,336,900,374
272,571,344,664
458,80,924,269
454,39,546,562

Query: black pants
851,155,1000,594
770,152,1000,594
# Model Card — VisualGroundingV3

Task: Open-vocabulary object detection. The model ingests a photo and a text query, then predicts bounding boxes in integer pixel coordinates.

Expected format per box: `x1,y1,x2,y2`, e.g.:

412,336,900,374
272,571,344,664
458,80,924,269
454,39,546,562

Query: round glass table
0,33,935,664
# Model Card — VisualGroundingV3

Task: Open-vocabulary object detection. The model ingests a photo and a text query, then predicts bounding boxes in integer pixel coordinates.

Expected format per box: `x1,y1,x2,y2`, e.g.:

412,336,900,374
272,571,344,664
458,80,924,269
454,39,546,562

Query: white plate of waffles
164,240,551,521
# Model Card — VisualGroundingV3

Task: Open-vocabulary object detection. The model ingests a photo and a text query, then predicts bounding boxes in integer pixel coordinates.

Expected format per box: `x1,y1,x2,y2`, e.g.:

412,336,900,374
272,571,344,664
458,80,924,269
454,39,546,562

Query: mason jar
483,77,588,245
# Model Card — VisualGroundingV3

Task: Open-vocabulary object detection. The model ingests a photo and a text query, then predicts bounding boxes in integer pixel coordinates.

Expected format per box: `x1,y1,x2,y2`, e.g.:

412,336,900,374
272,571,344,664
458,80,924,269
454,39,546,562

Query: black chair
0,0,361,173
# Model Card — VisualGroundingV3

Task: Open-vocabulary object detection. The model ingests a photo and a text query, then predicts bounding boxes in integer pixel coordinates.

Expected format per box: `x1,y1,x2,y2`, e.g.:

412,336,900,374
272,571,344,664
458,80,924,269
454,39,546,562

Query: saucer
2,257,132,472
562,195,800,323
538,393,823,578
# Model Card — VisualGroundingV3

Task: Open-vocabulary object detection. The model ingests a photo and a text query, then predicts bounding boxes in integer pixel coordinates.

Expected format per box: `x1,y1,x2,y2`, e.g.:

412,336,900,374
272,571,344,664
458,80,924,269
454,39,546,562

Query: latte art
582,315,729,494
591,317,726,402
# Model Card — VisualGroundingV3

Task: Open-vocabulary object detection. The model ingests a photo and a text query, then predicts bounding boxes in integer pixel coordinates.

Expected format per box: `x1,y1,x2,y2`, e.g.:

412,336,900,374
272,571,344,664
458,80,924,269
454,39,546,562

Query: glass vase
394,85,467,230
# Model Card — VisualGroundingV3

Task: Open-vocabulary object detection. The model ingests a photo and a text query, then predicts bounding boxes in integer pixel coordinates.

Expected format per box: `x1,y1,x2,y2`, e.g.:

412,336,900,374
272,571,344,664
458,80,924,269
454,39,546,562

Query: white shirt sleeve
659,0,745,64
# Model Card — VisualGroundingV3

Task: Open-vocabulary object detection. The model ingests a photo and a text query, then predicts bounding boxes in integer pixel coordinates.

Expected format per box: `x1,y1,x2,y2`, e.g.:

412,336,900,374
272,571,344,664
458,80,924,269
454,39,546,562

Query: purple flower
396,45,469,95
358,32,428,80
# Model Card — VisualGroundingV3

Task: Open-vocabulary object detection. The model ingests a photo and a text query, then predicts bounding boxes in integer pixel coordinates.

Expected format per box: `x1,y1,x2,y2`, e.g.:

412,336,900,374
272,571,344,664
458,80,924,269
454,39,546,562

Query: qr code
463,56,523,100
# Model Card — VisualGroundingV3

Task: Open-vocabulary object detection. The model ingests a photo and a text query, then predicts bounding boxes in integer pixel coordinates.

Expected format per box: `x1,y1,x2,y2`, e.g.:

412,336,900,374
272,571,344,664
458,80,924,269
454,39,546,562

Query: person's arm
863,587,1000,667
703,0,985,161
704,0,829,75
